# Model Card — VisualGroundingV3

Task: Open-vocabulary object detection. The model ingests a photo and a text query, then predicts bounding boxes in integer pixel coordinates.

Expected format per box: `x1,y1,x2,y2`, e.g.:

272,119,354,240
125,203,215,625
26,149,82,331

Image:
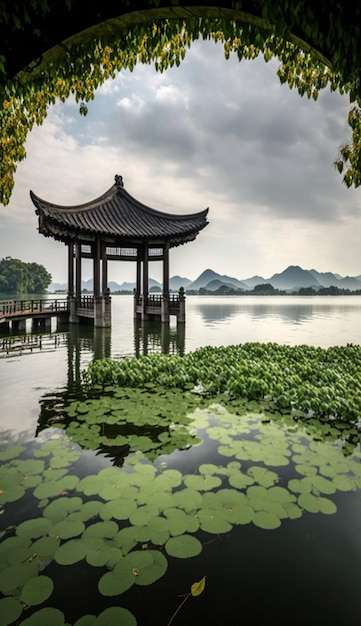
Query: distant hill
267,265,321,290
169,275,192,290
49,264,361,293
336,276,361,290
188,269,249,291
309,269,340,287
242,275,267,289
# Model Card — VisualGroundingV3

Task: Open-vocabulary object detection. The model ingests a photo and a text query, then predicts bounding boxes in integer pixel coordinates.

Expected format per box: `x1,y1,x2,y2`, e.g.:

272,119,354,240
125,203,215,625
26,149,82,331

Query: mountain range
49,265,361,293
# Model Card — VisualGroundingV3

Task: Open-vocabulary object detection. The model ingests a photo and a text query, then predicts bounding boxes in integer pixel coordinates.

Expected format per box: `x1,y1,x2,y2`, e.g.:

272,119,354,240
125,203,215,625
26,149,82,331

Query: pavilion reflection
133,320,185,357
37,319,185,453
65,320,185,386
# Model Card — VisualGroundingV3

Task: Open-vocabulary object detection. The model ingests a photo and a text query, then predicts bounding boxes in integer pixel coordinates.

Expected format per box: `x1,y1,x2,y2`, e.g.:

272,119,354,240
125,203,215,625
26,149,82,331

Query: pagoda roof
30,175,209,247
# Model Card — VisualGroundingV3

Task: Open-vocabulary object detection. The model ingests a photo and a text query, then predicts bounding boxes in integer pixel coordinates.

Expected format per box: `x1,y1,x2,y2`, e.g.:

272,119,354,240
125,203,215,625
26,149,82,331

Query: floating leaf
0,561,38,594
16,518,53,540
133,550,168,586
332,474,356,491
100,499,137,521
0,536,32,569
99,550,167,596
33,476,79,500
228,470,254,490
0,481,25,505
54,539,87,565
0,446,26,461
295,464,318,477
96,607,137,626
0,596,23,626
191,575,206,597
31,536,60,565
311,475,336,495
165,534,202,558
20,575,54,606
247,466,278,487
17,607,65,625
48,519,85,540
253,511,281,530
298,493,321,513
226,504,254,525
98,569,134,597
197,509,232,534
83,520,119,540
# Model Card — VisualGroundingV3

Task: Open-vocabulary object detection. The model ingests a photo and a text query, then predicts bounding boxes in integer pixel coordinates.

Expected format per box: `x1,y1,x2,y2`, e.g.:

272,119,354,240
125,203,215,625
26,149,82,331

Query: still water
1,295,361,626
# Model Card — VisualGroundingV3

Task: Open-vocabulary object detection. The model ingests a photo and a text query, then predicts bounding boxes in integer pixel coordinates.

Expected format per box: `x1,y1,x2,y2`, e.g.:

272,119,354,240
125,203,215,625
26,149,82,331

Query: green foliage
82,342,361,422
0,256,51,293
1,403,360,624
334,104,361,188
1,2,361,204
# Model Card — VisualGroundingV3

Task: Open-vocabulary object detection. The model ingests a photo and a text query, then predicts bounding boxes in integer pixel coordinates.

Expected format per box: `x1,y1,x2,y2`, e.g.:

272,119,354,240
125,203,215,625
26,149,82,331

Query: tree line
186,283,361,296
0,257,52,294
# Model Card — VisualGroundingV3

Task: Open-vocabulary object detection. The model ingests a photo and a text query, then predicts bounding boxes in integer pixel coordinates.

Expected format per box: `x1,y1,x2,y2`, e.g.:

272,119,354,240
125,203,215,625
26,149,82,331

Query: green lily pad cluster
53,386,204,462
82,342,361,422
1,400,361,625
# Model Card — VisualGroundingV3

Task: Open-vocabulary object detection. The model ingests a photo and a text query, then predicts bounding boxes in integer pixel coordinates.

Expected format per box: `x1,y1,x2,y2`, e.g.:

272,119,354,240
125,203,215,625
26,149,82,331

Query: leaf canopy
1,1,361,205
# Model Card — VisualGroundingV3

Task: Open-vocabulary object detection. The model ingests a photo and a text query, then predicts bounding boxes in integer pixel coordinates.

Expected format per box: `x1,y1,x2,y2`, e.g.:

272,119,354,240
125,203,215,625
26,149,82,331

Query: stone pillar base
68,296,79,324
178,288,186,324
161,296,169,323
94,294,111,327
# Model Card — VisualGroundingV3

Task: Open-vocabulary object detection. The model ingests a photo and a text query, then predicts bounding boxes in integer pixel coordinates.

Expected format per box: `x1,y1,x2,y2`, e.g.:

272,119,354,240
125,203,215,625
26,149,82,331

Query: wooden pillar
161,240,170,323
93,237,101,297
134,248,142,320
75,241,82,299
67,242,74,296
143,243,149,298
142,243,149,321
163,240,169,297
136,250,141,294
68,241,78,323
101,242,108,294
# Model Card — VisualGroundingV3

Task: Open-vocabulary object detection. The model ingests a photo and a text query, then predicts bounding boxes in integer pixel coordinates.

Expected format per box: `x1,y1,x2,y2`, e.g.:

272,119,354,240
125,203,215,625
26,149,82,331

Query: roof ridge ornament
114,174,124,187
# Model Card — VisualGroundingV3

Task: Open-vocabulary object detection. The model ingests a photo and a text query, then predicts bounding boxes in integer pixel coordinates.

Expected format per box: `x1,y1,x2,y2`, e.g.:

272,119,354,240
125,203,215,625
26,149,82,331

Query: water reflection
194,297,361,325
133,320,185,356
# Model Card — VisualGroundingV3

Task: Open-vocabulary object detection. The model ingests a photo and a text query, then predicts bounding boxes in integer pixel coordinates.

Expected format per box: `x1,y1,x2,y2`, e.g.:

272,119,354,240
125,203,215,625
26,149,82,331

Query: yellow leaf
191,576,206,597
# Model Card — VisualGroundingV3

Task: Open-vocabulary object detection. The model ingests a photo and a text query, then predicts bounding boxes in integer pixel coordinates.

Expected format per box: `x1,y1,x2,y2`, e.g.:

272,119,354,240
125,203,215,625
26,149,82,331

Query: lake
1,295,361,626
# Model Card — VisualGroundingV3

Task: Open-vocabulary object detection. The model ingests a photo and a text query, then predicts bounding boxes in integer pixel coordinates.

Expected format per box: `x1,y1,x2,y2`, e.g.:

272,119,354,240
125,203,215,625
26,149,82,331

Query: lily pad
252,511,281,530
48,519,85,540
97,607,137,626
54,539,88,565
20,575,54,606
16,518,53,540
0,561,38,595
0,596,23,626
17,607,66,625
165,534,202,558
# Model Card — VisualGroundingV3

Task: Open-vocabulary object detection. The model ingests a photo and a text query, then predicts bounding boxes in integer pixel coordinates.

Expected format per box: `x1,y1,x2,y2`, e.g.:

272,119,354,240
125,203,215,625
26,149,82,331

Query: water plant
166,576,206,626
82,342,361,423
1,341,360,625
1,395,361,625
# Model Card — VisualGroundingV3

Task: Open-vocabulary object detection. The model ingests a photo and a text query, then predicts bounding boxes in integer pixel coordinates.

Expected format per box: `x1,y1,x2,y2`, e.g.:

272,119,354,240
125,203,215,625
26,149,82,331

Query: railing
0,299,69,318
136,292,184,307
76,295,95,310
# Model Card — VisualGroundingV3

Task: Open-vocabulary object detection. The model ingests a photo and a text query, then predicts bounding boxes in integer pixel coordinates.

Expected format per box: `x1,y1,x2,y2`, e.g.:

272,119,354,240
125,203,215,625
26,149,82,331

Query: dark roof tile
30,175,209,247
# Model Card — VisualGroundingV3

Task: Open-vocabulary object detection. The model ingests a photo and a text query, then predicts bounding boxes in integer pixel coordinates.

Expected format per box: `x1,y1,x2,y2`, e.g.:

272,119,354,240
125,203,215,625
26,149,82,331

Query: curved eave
30,182,209,245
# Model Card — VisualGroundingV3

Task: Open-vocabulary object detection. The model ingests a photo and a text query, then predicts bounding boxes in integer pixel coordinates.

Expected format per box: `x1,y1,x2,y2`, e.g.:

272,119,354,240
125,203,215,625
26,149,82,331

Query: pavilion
30,175,209,327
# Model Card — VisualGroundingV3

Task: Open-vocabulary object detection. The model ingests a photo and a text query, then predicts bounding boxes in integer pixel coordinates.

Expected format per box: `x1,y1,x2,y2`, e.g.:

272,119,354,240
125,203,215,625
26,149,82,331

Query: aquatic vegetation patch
82,342,361,422
1,400,361,625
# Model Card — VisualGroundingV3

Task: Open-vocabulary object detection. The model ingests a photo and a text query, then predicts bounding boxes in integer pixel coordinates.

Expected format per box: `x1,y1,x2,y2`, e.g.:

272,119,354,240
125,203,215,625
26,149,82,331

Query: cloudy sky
1,39,360,285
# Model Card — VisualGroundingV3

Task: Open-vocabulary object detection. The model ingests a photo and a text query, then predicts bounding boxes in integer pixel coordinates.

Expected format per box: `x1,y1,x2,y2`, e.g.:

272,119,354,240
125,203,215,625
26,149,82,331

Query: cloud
1,37,360,284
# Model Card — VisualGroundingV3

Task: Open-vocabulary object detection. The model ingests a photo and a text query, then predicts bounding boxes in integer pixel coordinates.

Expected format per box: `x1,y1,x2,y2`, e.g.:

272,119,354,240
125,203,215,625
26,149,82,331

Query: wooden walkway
0,298,69,329
0,292,184,331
